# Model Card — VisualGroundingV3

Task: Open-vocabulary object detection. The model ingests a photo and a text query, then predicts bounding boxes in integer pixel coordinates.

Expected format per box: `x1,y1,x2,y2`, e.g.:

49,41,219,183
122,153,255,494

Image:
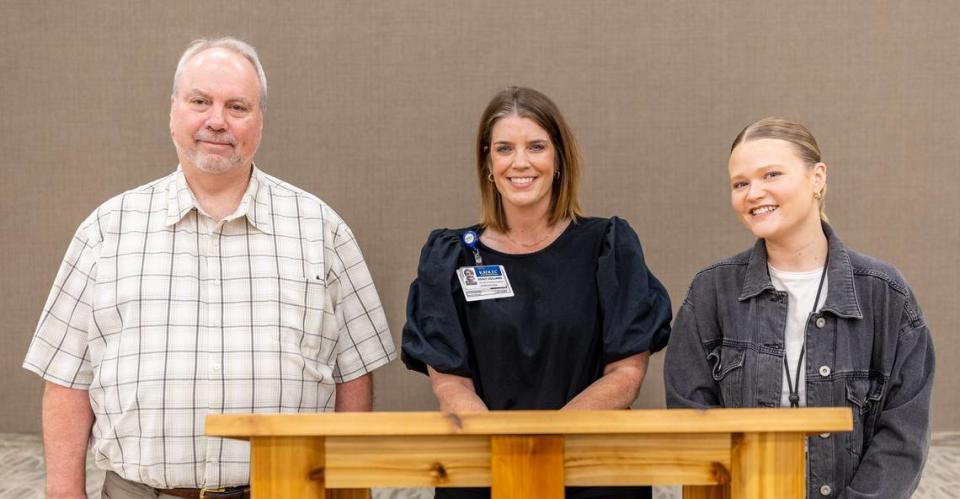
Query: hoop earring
814,191,823,200
487,171,494,183
554,169,560,180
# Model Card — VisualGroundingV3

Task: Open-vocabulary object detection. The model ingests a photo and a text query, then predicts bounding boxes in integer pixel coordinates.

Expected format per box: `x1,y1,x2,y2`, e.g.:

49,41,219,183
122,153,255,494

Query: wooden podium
206,408,851,499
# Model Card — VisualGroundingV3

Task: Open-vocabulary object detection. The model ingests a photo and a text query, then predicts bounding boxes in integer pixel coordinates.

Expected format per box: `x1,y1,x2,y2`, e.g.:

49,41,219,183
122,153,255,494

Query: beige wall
2,1,956,432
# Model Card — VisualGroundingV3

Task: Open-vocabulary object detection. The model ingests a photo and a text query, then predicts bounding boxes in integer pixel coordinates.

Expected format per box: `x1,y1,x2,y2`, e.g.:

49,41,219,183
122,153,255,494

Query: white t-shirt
768,265,828,408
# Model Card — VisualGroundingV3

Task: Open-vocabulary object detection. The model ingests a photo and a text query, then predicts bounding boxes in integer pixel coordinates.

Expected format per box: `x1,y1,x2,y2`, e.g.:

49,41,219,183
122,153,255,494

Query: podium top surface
205,408,852,438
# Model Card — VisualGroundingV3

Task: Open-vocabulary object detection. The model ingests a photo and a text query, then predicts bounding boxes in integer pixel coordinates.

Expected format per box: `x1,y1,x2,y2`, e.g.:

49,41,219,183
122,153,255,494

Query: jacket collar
738,222,863,319
163,165,274,234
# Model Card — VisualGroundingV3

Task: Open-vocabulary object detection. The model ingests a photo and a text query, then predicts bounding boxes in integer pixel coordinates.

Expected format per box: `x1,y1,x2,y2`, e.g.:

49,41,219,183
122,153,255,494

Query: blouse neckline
476,218,582,258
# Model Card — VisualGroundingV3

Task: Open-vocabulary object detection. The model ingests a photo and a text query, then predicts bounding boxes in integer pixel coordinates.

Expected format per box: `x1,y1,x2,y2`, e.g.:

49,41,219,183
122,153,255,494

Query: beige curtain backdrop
1,1,956,432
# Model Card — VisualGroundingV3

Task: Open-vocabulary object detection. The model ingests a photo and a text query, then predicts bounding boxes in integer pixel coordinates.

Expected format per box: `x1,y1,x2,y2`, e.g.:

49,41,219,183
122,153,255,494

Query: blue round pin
462,230,478,249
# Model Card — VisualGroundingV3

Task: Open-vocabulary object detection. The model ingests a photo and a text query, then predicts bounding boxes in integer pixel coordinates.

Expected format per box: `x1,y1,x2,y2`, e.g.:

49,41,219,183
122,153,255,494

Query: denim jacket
664,224,934,499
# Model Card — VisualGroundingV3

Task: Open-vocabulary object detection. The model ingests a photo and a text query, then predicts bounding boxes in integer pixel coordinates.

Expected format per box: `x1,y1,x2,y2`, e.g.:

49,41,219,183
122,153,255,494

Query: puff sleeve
596,217,672,363
401,229,472,377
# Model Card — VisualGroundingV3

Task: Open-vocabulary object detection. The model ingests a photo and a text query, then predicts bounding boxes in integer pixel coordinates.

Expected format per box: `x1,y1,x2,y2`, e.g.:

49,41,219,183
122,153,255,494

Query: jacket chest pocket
708,344,747,407
845,376,885,459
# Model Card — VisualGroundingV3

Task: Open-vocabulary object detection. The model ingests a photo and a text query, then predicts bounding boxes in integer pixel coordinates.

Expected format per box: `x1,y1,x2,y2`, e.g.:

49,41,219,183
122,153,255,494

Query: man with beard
23,37,396,499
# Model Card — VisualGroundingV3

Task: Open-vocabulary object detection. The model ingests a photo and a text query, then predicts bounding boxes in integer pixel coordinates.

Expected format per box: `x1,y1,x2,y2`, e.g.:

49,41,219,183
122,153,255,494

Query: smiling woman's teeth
751,206,778,216
510,177,535,185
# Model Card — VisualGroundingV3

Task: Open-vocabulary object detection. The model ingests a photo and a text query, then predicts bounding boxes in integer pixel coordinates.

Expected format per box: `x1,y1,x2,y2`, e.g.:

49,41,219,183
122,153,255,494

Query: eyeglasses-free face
728,138,826,244
488,115,558,218
170,48,264,176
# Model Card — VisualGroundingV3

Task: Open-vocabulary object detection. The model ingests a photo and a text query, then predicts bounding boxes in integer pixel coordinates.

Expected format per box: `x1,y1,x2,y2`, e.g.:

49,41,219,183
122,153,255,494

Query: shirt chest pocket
708,344,747,407
273,275,331,361
845,376,885,458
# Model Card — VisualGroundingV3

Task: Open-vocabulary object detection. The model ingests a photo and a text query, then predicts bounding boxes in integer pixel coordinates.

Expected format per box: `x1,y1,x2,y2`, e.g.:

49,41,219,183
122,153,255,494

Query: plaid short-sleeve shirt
23,166,396,488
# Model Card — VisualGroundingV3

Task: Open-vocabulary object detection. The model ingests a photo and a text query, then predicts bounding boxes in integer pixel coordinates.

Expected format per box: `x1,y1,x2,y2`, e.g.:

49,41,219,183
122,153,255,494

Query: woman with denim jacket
664,117,934,499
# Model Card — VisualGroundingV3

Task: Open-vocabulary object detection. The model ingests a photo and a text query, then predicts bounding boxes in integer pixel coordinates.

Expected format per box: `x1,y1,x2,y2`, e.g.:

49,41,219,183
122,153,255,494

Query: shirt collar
163,165,274,235
738,222,863,319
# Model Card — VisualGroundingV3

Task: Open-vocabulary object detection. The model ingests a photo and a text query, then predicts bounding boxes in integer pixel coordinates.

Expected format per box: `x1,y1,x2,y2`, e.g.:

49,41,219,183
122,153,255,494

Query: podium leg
250,436,326,499
490,435,564,499
730,432,804,499
682,485,730,499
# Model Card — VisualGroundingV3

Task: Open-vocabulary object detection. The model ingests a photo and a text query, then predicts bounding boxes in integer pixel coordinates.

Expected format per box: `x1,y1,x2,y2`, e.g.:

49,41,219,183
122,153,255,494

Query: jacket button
819,365,831,377
819,484,832,496
815,316,826,328
819,432,831,439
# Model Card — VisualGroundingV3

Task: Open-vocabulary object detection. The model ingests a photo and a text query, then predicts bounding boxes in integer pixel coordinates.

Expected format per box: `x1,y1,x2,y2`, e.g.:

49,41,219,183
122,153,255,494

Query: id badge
456,265,515,302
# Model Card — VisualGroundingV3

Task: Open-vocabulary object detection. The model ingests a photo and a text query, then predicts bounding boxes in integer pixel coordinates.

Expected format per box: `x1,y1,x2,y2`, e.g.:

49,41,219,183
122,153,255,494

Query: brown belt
154,486,250,499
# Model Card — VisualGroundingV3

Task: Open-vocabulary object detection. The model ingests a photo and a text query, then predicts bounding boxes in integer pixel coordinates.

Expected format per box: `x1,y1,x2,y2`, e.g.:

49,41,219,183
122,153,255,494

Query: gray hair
172,37,268,110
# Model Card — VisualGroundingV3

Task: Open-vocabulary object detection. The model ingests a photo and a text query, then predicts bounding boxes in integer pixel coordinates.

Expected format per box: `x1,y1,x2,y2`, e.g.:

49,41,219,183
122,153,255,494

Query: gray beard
178,144,244,174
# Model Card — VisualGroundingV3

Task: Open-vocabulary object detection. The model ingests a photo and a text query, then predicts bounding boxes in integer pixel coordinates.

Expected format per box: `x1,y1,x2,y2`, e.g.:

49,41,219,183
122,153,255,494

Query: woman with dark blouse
401,86,672,499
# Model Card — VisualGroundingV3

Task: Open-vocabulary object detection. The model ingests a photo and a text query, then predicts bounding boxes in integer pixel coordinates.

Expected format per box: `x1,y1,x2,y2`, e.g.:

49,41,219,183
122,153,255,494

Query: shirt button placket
207,222,221,302
204,218,223,403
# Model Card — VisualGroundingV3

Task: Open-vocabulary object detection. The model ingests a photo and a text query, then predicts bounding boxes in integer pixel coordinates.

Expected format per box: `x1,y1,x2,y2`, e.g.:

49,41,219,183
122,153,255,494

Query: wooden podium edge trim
206,408,852,438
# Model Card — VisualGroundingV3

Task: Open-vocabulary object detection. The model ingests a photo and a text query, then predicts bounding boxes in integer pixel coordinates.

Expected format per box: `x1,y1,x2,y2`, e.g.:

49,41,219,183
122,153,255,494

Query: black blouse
401,217,672,498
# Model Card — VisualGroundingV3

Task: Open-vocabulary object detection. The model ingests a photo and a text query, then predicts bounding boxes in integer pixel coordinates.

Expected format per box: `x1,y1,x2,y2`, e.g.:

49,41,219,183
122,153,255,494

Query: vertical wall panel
1,1,956,432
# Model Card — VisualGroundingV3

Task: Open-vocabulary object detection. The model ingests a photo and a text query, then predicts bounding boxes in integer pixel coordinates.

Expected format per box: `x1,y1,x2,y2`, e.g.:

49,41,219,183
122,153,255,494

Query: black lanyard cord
783,254,829,408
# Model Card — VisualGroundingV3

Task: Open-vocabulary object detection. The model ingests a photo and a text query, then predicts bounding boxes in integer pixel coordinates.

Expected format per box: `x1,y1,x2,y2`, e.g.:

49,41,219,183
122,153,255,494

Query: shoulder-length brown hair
476,86,583,232
731,117,829,222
